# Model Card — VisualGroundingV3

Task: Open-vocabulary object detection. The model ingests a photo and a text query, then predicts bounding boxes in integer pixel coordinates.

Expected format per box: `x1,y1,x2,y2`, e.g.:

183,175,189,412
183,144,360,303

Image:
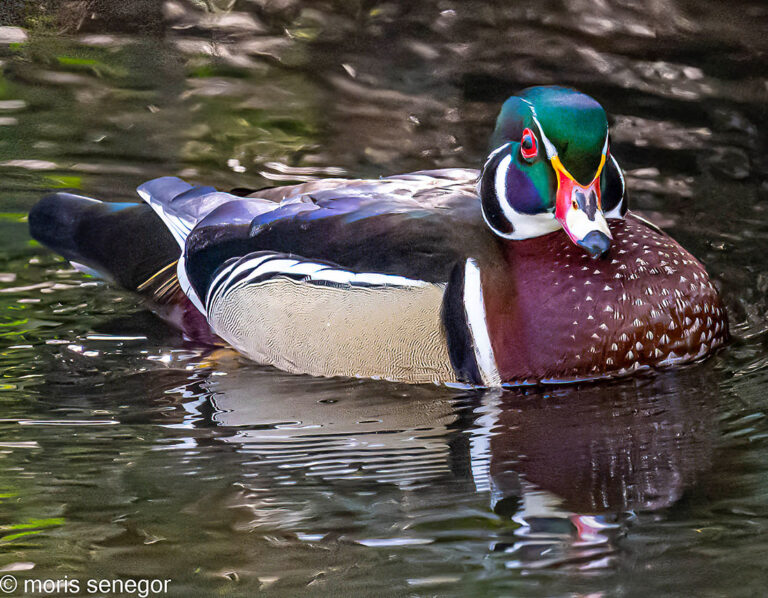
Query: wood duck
29,86,729,386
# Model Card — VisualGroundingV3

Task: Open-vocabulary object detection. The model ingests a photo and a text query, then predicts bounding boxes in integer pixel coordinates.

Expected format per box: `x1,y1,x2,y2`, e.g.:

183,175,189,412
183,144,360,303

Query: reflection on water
202,367,718,572
1,0,768,596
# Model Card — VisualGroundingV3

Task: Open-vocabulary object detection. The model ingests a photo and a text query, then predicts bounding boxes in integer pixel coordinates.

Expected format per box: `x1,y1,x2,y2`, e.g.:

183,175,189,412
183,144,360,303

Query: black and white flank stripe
204,251,429,315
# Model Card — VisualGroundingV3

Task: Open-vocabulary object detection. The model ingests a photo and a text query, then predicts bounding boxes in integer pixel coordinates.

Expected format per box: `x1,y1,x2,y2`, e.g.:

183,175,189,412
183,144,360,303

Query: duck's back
187,169,499,384
183,168,491,293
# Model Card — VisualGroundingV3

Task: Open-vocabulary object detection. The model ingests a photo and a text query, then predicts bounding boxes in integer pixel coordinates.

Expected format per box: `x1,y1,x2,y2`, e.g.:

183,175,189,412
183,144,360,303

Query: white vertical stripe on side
463,258,502,387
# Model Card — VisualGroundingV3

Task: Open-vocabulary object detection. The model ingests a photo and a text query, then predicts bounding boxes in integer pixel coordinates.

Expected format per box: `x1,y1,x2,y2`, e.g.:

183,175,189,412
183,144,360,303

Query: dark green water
1,1,767,596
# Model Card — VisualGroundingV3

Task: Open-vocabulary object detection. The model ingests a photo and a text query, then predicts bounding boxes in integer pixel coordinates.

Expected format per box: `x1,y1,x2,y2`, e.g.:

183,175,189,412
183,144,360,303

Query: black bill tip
578,230,612,259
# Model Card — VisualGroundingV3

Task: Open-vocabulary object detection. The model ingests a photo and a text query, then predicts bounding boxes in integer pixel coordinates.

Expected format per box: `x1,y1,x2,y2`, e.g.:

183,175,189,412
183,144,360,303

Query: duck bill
553,158,612,258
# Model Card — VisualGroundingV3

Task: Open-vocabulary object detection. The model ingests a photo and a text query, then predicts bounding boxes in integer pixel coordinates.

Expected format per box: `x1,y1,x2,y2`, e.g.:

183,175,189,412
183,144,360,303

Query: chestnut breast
482,217,729,383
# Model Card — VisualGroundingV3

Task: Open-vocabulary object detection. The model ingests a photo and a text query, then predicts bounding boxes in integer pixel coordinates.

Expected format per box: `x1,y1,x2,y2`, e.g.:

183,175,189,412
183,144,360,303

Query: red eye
520,128,537,161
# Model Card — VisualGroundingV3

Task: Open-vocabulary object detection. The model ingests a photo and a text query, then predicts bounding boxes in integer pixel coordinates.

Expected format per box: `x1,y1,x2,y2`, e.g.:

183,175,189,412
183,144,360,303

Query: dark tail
29,192,180,291
29,192,222,345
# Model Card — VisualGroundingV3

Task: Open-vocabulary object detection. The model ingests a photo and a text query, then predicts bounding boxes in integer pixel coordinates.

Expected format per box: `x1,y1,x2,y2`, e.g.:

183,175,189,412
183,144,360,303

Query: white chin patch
490,210,562,240
564,208,612,241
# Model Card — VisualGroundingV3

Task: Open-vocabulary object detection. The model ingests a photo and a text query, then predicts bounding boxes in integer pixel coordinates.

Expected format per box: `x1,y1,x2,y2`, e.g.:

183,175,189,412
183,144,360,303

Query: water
0,1,767,596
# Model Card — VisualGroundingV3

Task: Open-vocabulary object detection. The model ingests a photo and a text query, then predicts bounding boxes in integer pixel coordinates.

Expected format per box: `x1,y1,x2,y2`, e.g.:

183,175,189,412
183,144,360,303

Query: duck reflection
475,372,716,567
206,372,461,486
195,364,716,568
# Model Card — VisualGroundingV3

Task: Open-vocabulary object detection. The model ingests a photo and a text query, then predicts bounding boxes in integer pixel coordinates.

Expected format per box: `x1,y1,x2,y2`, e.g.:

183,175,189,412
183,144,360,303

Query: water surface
0,1,767,596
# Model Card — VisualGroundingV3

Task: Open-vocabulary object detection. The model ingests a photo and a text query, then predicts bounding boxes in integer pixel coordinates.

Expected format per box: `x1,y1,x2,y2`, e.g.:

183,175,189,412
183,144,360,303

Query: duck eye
520,128,537,161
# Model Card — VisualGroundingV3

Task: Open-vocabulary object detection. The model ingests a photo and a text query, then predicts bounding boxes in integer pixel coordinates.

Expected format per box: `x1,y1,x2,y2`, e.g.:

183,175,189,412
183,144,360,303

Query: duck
28,85,729,386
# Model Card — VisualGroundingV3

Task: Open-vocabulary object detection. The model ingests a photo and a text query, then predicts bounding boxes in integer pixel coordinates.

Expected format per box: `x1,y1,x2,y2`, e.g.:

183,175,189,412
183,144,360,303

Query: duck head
480,86,627,258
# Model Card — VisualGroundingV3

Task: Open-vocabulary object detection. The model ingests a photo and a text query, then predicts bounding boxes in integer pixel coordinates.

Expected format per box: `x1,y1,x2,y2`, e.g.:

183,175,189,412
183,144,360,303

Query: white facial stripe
519,99,558,161
486,102,614,241
488,151,562,241
463,259,501,387
564,206,612,241
529,113,558,160
486,142,512,163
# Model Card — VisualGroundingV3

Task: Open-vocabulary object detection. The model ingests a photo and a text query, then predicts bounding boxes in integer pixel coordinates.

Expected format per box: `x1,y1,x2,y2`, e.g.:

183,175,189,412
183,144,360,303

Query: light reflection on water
0,0,767,595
